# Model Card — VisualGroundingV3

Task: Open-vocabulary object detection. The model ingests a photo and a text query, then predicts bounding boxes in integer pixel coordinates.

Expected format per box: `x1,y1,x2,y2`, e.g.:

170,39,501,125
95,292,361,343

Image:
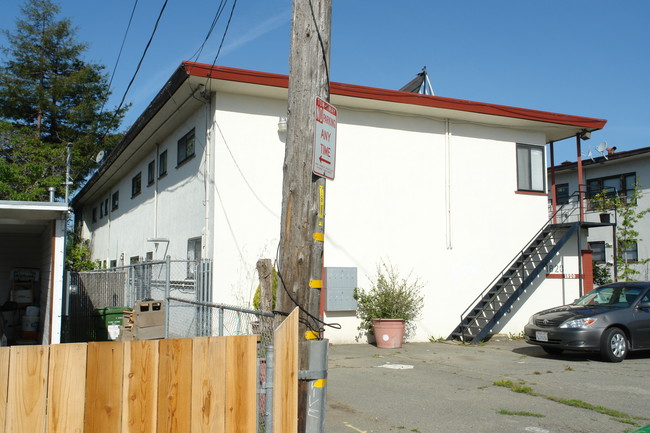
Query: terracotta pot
371,318,405,349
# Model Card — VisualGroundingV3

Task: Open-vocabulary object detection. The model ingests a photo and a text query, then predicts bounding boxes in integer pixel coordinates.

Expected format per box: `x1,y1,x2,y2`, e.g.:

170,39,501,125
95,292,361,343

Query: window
589,241,606,263
145,251,153,262
147,160,155,185
110,260,117,268
619,240,638,262
187,237,202,279
92,207,97,223
159,150,168,178
130,256,140,265
111,191,119,211
556,183,569,205
587,173,636,202
177,128,195,166
516,144,545,192
104,198,109,216
131,172,142,198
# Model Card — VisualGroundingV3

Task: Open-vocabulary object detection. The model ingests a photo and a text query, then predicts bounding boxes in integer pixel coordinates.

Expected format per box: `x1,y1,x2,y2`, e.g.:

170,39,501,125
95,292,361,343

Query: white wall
84,105,210,266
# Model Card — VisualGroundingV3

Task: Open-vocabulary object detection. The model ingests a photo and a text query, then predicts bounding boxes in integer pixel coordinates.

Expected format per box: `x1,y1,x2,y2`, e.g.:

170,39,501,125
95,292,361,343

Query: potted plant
354,261,424,348
591,190,616,223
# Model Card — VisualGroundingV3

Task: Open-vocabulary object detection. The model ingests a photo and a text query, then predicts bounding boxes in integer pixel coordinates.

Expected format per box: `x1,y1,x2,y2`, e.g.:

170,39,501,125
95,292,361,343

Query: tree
593,184,650,281
0,0,126,201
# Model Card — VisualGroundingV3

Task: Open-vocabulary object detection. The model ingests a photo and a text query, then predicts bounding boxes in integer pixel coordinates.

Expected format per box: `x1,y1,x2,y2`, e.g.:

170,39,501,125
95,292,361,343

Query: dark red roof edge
183,61,607,130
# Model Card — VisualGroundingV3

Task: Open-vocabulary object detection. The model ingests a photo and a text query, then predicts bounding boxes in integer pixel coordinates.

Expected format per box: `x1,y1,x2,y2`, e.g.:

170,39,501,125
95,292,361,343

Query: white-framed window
147,160,155,186
159,150,168,178
177,128,195,166
131,172,142,198
516,144,545,192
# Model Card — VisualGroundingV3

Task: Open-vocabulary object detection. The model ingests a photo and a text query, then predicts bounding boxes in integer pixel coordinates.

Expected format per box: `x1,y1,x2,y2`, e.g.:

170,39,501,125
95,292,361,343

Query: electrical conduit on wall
445,119,453,250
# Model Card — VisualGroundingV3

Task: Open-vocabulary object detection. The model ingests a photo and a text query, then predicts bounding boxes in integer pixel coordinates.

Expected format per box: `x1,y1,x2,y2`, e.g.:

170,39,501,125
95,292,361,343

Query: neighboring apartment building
71,62,607,343
549,146,650,281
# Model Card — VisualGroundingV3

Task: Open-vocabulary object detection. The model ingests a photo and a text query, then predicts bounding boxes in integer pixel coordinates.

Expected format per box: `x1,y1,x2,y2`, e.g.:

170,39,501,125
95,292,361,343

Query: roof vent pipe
48,187,55,202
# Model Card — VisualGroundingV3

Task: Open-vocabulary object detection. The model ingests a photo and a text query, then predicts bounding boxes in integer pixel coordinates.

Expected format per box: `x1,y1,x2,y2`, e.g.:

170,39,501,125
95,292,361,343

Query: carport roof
0,201,69,234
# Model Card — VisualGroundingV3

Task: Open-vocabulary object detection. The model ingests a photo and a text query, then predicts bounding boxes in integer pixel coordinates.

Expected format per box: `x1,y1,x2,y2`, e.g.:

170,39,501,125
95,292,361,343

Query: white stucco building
550,146,650,281
71,62,608,344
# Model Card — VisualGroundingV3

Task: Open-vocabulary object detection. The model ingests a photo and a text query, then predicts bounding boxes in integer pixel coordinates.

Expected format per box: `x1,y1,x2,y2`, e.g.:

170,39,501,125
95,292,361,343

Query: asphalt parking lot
325,339,650,433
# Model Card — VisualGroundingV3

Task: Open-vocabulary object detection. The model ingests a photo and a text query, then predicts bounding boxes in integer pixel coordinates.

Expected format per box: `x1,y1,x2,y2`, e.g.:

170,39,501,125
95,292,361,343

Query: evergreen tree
0,0,126,201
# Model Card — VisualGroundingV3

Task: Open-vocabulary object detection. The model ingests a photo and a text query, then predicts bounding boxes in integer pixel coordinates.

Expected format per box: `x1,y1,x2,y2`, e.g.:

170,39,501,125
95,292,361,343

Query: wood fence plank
85,341,124,433
5,345,49,433
157,339,192,433
47,343,88,433
0,347,11,433
191,337,226,433
273,308,299,433
225,335,257,433
122,340,159,433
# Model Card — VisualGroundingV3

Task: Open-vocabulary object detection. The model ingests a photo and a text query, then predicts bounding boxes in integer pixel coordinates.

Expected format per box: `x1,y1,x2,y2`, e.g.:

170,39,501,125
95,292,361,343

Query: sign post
313,96,337,180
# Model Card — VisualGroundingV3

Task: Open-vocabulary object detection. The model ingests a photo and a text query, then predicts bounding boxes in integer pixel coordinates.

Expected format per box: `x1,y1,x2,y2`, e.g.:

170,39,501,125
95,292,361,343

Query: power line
189,0,229,62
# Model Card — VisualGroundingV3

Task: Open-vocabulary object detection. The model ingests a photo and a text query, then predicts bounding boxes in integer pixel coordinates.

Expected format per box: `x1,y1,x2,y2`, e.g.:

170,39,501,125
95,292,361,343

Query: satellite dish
95,150,105,163
595,142,609,160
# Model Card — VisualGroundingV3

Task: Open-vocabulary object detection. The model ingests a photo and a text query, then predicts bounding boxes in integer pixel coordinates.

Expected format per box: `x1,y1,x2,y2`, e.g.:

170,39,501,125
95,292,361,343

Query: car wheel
542,346,563,355
600,327,627,362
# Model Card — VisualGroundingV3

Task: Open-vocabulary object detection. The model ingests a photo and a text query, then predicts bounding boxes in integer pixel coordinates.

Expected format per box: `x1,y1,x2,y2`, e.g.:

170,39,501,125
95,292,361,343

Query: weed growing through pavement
492,379,649,427
498,409,544,418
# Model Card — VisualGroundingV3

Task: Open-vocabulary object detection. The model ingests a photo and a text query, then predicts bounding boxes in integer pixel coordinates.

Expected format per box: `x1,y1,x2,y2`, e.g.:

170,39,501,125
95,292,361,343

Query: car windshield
574,286,642,308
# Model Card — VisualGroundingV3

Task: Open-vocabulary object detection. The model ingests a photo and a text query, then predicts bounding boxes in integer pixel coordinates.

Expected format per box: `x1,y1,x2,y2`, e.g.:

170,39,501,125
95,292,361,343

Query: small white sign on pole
313,96,337,180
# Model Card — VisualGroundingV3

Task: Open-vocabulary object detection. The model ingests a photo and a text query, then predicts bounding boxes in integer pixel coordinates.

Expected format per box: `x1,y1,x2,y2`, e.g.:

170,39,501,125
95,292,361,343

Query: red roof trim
183,61,607,130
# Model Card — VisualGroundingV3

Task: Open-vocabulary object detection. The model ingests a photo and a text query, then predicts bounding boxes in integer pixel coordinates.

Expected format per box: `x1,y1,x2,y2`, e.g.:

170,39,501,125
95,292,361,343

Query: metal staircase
448,221,581,344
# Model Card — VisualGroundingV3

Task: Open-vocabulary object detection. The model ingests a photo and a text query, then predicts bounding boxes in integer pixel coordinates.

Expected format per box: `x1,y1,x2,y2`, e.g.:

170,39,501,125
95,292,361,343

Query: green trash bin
96,307,130,341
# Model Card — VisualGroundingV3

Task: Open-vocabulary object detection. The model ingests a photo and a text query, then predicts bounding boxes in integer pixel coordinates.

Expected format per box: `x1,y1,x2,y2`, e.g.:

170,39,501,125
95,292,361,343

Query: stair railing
455,190,584,341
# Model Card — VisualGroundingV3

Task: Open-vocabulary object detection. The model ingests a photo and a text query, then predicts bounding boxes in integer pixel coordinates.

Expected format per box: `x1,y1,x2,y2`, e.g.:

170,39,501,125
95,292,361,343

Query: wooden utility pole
276,0,331,431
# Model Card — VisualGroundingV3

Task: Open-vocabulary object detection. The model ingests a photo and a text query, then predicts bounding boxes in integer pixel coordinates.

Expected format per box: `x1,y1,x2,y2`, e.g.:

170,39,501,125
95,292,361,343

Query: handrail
457,190,584,340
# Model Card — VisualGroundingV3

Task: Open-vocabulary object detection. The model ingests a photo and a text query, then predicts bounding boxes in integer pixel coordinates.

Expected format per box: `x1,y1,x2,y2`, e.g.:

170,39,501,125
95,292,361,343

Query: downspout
445,119,452,249
155,142,160,238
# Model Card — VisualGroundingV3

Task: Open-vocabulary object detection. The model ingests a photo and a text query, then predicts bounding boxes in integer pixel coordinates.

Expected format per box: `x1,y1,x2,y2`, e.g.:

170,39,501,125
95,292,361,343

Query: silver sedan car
524,282,650,362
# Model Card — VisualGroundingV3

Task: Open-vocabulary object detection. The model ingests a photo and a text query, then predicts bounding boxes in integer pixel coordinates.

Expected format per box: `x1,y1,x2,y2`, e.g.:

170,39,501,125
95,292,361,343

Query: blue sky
1,0,649,164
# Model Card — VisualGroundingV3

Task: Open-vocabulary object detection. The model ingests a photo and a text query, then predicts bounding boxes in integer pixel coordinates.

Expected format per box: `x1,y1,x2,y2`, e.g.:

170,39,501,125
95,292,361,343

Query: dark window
111,191,119,211
587,173,636,201
177,128,196,166
110,260,117,268
130,255,140,265
104,198,109,216
516,144,545,192
131,172,142,198
159,150,168,178
92,207,97,223
556,183,569,205
619,240,638,263
147,160,155,185
589,241,606,263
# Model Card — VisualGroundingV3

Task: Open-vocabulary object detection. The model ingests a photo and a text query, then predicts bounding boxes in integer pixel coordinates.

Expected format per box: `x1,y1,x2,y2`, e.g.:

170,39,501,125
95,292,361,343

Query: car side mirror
637,301,650,310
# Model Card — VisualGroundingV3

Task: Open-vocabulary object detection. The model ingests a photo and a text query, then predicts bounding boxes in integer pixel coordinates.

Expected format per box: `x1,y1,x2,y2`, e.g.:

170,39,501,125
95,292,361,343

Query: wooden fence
0,309,299,433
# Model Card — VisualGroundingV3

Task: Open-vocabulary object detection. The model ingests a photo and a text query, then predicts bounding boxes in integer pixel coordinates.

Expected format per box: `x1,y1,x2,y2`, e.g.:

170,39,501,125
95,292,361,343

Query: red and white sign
313,96,337,180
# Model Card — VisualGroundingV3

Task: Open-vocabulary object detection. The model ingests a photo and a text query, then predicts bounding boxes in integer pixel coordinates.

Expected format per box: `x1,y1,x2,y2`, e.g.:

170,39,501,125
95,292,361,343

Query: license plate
536,331,548,342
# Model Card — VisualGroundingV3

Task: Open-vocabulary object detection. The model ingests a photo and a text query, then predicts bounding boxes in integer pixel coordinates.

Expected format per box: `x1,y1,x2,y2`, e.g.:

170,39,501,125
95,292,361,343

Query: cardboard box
134,325,164,340
12,289,33,304
134,300,165,328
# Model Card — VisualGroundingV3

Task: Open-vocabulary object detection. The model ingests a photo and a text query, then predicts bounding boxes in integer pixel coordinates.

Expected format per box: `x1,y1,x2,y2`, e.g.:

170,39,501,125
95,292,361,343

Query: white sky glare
1,0,649,164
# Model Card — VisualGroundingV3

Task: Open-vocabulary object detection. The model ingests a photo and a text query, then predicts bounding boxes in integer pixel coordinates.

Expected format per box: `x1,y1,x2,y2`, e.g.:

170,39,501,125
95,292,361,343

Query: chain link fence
63,258,275,347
